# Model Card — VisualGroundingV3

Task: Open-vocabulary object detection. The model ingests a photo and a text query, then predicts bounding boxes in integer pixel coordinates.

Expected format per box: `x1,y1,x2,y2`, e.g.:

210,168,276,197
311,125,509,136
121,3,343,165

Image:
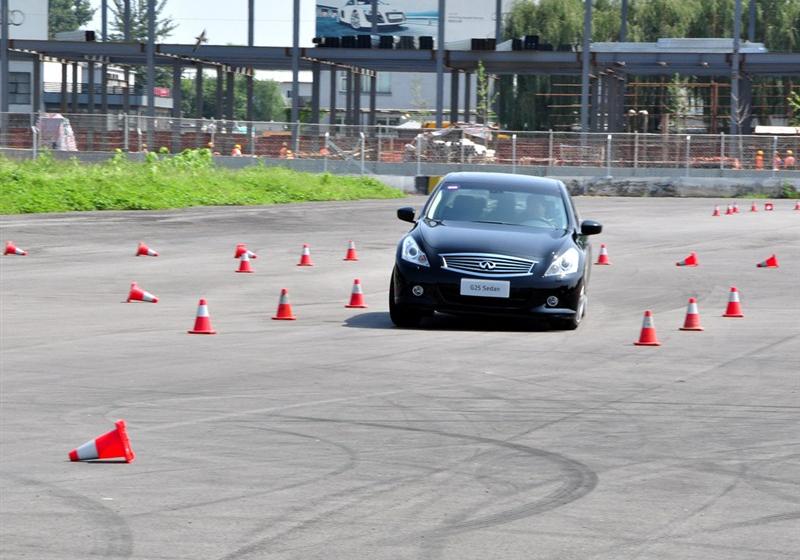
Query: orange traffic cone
4,241,27,256
135,242,158,256
343,240,359,261
272,288,297,320
345,278,368,308
297,244,314,266
725,205,734,215
722,287,744,318
126,281,158,303
234,244,257,259
764,202,774,211
750,201,758,212
69,420,135,463
676,251,698,267
235,252,254,273
732,202,740,214
712,205,721,217
794,200,800,211
595,244,611,265
679,297,704,331
188,298,217,334
634,310,661,346
756,254,779,268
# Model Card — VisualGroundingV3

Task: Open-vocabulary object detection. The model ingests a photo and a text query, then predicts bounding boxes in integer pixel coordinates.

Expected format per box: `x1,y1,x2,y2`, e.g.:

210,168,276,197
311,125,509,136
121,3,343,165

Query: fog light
546,296,559,307
412,285,425,296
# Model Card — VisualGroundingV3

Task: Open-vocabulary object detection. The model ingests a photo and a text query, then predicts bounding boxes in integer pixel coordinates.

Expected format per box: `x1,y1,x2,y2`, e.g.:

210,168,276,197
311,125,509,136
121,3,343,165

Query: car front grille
440,253,537,278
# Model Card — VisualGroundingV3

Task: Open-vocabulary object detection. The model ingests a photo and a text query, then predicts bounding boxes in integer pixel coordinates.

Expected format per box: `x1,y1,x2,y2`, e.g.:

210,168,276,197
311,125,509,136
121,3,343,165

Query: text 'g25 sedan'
390,172,603,330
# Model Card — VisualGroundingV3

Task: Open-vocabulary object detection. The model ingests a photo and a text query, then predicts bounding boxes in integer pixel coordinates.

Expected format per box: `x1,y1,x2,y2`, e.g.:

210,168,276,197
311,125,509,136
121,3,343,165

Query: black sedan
390,172,602,329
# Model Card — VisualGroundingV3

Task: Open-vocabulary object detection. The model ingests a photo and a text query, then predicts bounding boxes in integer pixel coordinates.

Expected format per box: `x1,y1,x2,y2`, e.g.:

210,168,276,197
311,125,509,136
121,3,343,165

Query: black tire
550,282,586,331
389,270,426,328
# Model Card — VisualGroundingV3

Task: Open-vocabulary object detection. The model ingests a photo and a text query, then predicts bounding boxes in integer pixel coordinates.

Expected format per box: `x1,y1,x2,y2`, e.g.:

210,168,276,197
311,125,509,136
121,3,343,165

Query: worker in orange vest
231,143,242,157
783,149,795,169
754,150,764,170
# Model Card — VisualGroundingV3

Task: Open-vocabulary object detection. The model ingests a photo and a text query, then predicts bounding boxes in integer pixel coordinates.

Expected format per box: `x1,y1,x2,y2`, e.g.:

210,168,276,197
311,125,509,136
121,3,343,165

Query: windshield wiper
472,220,512,225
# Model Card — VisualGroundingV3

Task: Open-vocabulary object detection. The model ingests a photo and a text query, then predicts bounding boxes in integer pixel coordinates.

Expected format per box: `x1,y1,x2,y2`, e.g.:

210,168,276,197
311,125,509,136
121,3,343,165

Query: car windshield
425,183,569,230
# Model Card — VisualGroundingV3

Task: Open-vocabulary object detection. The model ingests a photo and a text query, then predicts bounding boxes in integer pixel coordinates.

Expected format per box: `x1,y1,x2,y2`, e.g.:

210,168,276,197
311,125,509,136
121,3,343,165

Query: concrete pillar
368,74,377,127
225,70,235,129
580,0,592,132
345,72,352,125
60,62,68,113
171,62,182,152
32,55,41,114
435,0,445,127
589,75,599,131
464,72,471,123
215,67,224,120
195,64,204,147
329,67,337,127
450,71,459,124
353,73,362,127
311,61,321,125
71,62,79,113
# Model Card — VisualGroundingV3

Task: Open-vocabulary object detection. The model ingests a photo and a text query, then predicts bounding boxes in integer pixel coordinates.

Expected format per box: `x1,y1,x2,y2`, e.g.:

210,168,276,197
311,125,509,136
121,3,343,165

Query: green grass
0,149,404,214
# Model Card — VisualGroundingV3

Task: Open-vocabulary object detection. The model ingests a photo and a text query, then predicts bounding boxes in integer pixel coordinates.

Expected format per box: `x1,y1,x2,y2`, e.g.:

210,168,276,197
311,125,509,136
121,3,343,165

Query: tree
476,61,498,125
180,75,285,122
49,0,95,38
107,0,177,42
789,91,800,126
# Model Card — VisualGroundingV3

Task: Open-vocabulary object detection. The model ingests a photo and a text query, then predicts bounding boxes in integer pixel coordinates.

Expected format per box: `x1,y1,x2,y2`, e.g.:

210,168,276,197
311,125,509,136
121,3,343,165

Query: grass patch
0,149,404,214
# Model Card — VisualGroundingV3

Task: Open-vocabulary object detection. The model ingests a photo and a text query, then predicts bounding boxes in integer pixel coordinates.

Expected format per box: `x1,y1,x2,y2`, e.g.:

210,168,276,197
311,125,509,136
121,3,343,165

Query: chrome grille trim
440,252,537,278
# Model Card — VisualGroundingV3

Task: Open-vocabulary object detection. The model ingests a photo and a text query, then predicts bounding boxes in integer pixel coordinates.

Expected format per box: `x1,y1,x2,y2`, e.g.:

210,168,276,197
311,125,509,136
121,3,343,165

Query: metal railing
1,112,798,176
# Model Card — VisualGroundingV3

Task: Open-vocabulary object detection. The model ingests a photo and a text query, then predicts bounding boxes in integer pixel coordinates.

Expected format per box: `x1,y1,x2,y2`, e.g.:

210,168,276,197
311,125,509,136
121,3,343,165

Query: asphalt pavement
1,197,799,559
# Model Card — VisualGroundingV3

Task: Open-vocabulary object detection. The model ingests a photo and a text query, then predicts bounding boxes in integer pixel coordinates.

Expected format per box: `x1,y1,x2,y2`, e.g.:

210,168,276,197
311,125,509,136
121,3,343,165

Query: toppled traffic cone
756,254,779,268
750,201,759,212
595,244,611,265
634,310,661,346
345,278,368,308
135,242,158,257
676,251,699,267
234,244,257,259
188,298,217,334
732,202,740,214
679,297,704,331
235,251,254,273
725,205,734,215
764,202,774,211
712,206,721,217
297,244,314,266
4,241,27,256
69,420,135,463
343,240,359,261
126,282,158,303
272,288,296,320
723,287,744,318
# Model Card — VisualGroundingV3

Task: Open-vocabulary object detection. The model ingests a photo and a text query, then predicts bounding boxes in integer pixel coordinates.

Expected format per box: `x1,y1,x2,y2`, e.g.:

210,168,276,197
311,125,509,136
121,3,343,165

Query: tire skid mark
130,425,359,518
2,473,134,559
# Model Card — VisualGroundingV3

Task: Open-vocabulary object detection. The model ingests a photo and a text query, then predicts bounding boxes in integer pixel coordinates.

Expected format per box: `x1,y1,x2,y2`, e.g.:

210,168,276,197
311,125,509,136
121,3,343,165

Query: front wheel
551,282,586,331
389,270,427,328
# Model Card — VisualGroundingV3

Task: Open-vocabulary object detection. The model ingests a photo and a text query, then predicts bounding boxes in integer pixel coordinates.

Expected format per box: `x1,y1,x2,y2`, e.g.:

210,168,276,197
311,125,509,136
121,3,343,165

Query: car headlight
401,236,429,267
544,247,580,277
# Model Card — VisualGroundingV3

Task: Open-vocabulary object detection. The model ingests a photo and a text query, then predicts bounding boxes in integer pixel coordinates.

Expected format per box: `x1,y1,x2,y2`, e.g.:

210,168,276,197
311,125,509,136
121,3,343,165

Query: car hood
417,220,570,260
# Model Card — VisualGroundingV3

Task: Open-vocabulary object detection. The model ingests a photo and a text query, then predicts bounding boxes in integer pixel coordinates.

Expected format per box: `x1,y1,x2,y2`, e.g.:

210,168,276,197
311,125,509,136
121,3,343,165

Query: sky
87,0,316,47
86,0,316,81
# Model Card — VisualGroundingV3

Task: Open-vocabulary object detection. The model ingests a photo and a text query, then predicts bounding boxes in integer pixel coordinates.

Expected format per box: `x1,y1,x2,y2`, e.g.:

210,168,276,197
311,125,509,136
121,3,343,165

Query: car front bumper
393,260,584,319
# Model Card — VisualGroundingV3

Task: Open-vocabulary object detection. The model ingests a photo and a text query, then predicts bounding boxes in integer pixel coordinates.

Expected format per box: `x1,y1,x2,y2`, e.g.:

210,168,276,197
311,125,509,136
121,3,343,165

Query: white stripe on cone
642,314,655,329
729,290,740,302
687,301,699,314
75,440,99,461
352,282,363,294
197,304,209,317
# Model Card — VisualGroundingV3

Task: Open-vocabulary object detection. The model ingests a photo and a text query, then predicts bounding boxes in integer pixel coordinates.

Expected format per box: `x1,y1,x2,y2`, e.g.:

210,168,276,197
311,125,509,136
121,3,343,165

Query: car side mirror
580,220,602,236
397,207,416,223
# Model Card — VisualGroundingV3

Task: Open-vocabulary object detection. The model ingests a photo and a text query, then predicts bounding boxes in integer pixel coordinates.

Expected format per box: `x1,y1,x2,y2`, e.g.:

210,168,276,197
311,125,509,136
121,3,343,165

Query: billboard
316,1,500,43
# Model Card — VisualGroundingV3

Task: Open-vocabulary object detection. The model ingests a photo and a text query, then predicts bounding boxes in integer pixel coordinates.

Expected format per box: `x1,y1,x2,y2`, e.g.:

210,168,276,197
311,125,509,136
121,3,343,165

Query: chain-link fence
1,112,798,175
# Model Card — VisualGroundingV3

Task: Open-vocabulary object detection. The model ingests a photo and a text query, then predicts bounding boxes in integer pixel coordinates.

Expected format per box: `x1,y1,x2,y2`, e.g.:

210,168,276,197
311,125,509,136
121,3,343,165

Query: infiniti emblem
478,261,496,270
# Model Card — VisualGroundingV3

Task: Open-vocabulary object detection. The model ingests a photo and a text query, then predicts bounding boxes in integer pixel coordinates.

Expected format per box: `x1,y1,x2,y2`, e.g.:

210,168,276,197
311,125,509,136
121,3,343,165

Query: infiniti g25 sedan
390,172,602,329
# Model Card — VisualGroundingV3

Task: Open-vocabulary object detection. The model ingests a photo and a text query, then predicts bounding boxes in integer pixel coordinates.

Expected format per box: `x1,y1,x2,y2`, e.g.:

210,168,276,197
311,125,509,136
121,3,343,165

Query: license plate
459,278,510,298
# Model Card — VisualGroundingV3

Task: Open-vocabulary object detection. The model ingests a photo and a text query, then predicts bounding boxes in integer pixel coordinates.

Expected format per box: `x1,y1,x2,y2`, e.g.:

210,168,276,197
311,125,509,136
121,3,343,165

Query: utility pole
580,0,592,133
730,0,742,135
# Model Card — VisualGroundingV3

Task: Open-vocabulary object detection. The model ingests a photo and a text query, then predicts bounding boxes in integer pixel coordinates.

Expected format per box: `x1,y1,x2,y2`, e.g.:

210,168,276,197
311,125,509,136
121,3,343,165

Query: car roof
439,172,565,194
